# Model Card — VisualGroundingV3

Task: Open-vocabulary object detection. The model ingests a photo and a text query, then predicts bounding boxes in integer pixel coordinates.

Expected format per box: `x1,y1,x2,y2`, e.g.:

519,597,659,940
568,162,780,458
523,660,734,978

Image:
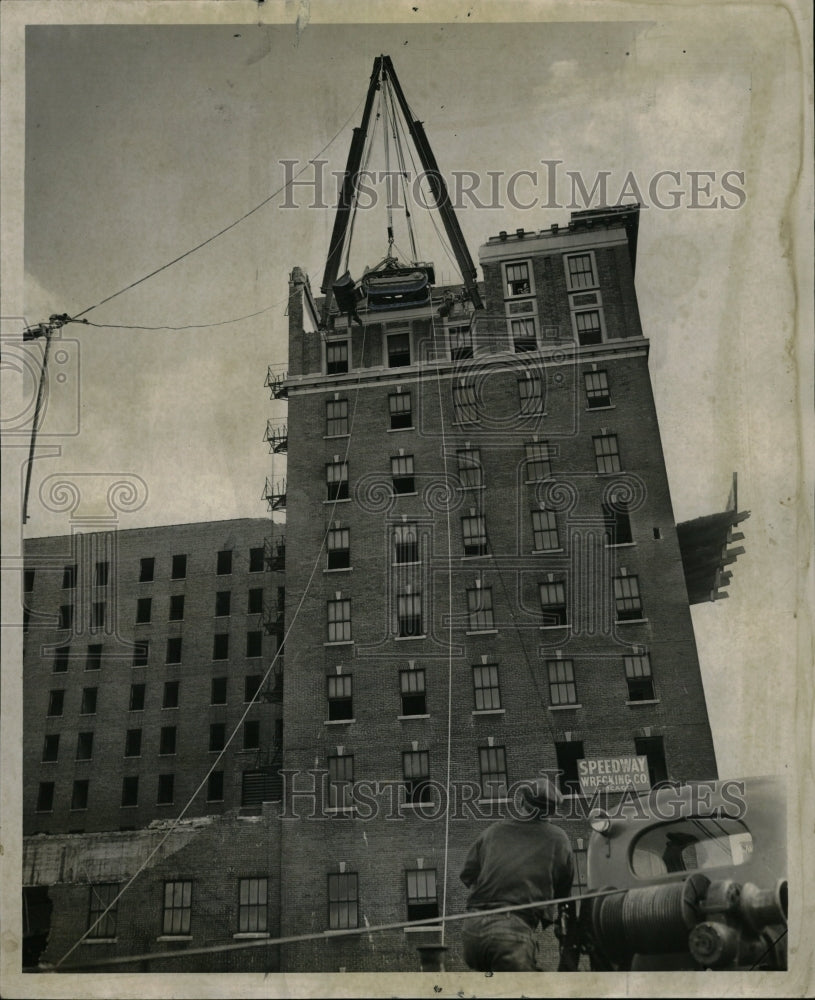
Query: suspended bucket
365,267,432,312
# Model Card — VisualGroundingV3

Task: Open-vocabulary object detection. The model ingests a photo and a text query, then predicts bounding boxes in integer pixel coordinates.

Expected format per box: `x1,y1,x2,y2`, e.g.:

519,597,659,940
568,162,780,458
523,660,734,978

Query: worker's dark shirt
460,817,574,928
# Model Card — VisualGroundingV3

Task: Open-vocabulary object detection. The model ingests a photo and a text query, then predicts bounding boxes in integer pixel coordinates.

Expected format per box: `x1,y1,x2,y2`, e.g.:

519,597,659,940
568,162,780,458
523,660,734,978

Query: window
162,880,192,935
462,515,488,557
53,645,70,672
243,720,260,750
406,869,438,922
452,382,478,423
327,675,353,721
328,754,354,810
121,775,138,807
504,260,532,297
625,654,655,701
157,774,175,805
615,575,643,621
402,750,431,804
166,637,182,664
248,587,263,615
327,598,351,643
212,634,229,660
47,690,65,716
136,597,152,624
71,779,89,810
511,317,538,353
603,501,633,545
466,584,495,631
249,546,265,573
479,746,508,800
457,448,483,489
326,460,349,501
635,735,668,786
58,604,74,631
129,683,145,711
555,741,584,796
159,727,177,756
632,817,752,878
62,564,77,589
328,872,358,929
80,687,98,715
36,782,55,812
238,878,268,933
124,729,142,757
214,590,231,617
388,391,412,429
532,509,560,551
95,561,109,587
246,631,262,658
387,331,411,367
472,663,501,711
393,523,419,564
391,454,415,494
139,557,155,582
449,323,473,361
76,731,94,760
575,310,603,346
327,528,350,570
547,659,577,706
167,594,184,622
245,674,262,702
400,669,426,716
23,607,31,634
211,677,227,705
594,434,621,473
566,253,597,290
209,723,226,752
23,568,34,593
217,549,233,575
42,734,60,762
163,680,180,709
585,370,610,408
133,640,149,667
326,398,349,436
540,580,568,626
326,340,349,375
397,591,423,637
518,376,544,415
524,441,551,481
87,883,118,939
91,601,106,631
171,554,187,580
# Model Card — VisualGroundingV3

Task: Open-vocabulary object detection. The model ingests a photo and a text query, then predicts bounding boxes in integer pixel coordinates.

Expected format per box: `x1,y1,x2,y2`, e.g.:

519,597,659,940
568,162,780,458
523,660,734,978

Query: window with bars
62,564,77,589
132,640,149,667
388,391,413,429
387,332,411,367
615,575,643,621
566,253,597,289
327,674,353,720
169,594,185,621
532,509,560,551
36,782,55,812
157,773,175,805
42,733,60,762
162,880,192,935
163,680,180,709
575,309,603,345
326,340,349,375
249,546,265,572
524,441,551,481
540,581,568,626
452,382,478,423
479,746,508,800
328,754,354,810
449,323,473,361
391,455,415,494
95,561,109,587
53,645,70,672
76,731,94,760
406,869,438,922
243,720,260,750
472,663,501,711
462,515,488,556
327,528,350,570
505,261,532,297
47,690,65,717
215,591,231,617
129,683,145,711
139,557,155,582
80,687,98,714
87,883,118,938
248,587,263,614
58,604,74,631
124,728,142,757
217,550,233,575
457,448,483,489
511,317,538,353
166,637,182,664
397,592,423,637
518,376,544,415
212,634,229,660
594,434,621,473
159,726,177,756
327,598,352,643
326,398,349,436
171,554,187,580
211,677,227,705
326,460,349,501
585,370,610,408
207,770,224,802
71,779,89,810
555,741,584,796
136,597,152,624
121,775,138,807
467,585,495,631
603,501,633,545
328,872,358,929
624,654,655,701
238,878,268,933
400,669,426,716
393,523,419,564
547,659,578,706
402,750,431,804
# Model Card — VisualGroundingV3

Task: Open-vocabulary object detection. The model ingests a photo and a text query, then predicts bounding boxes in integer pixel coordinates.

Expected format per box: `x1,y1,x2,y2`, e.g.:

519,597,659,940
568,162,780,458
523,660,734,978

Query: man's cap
520,776,564,812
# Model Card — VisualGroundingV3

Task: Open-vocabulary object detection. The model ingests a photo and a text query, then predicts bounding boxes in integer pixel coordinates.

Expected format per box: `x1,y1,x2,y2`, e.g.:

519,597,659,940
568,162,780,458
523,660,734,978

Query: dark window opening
171,554,187,580
133,640,149,667
387,332,411,367
169,595,185,621
211,677,227,704
243,720,260,750
166,637,182,664
129,684,145,711
71,779,89,810
212,633,229,660
246,630,263,657
603,502,633,545
389,391,413,429
207,770,224,802
215,591,231,617
555,740,584,796
157,774,175,805
400,669,426,716
209,723,226,752
121,776,138,807
249,546,265,572
327,674,353,720
403,750,431,804
76,732,94,760
326,341,349,375
635,735,668,787
217,550,233,575
248,587,263,614
406,869,439,922
124,729,142,757
136,597,152,624
163,680,180,709
139,557,155,582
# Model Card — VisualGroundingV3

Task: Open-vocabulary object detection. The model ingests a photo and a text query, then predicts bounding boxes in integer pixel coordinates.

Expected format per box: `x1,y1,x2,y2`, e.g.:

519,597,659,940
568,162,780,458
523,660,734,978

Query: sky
4,4,812,790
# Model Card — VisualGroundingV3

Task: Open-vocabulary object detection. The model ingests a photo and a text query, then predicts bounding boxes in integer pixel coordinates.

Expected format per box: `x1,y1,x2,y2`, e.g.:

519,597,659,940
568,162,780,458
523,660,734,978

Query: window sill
83,938,118,945
392,561,421,568
531,548,564,555
324,434,350,440
606,542,636,549
324,718,356,725
238,748,261,754
397,713,430,720
626,699,660,706
324,567,352,574
395,634,427,641
404,925,443,934
323,498,351,505
586,404,615,411
460,484,486,491
465,629,498,637
387,426,416,433
461,553,491,560
472,708,505,716
615,618,649,625
157,935,192,942
548,703,582,711
539,624,569,630
324,641,354,647
392,491,419,498
233,932,270,940
594,471,624,477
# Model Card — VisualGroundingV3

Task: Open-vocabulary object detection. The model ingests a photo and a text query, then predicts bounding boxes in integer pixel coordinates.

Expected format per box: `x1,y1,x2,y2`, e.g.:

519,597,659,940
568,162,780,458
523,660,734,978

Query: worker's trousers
462,911,547,972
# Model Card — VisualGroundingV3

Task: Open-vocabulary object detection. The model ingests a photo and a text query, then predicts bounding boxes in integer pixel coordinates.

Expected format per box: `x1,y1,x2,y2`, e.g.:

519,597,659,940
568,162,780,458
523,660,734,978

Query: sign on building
578,755,651,795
